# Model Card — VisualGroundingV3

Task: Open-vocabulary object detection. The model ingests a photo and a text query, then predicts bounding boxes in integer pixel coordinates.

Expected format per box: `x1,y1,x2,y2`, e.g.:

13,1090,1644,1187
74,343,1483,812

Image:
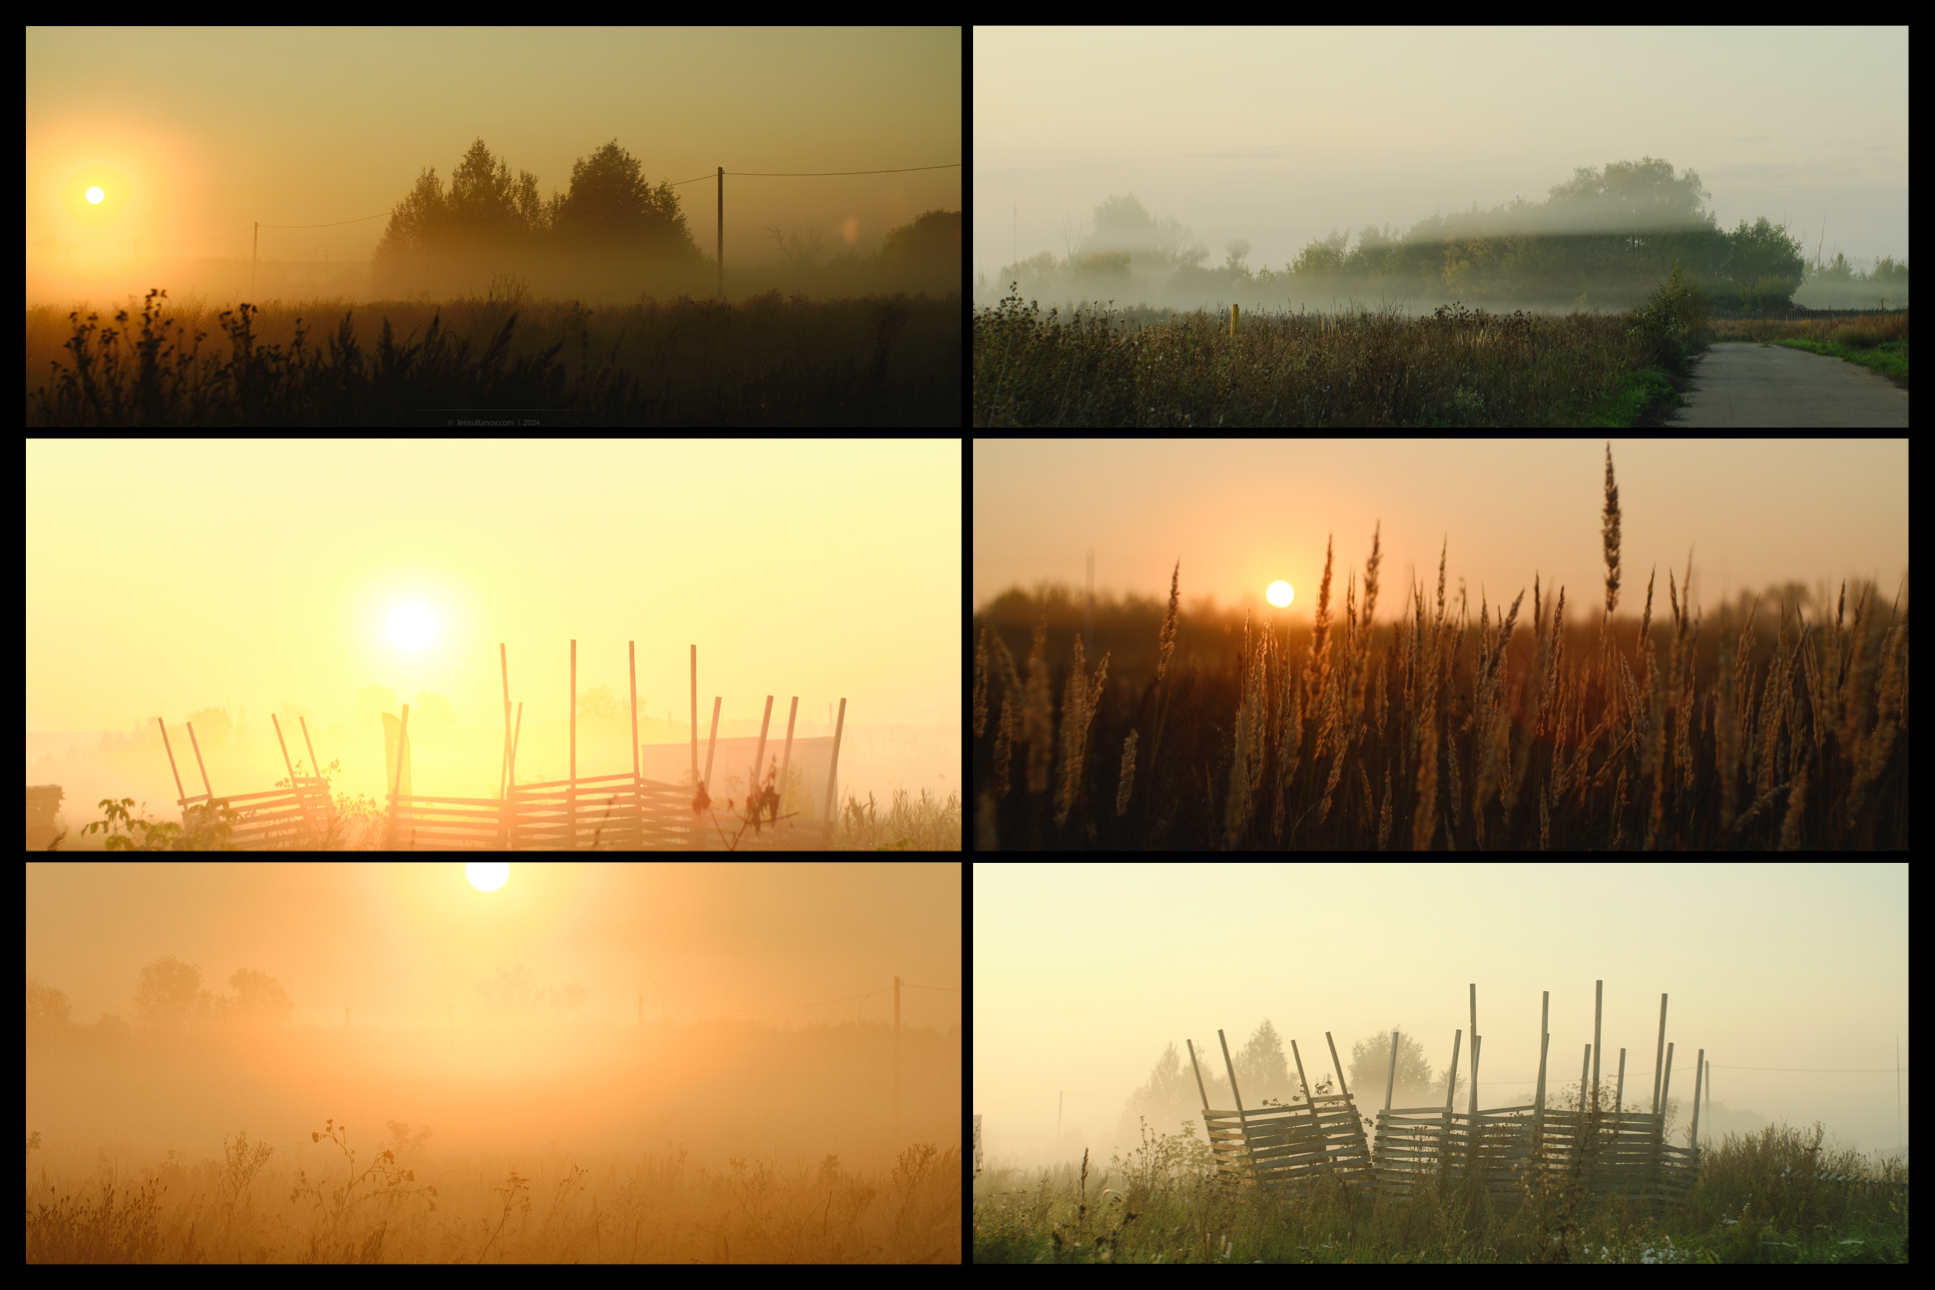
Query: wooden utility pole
717,167,724,300
894,974,902,1145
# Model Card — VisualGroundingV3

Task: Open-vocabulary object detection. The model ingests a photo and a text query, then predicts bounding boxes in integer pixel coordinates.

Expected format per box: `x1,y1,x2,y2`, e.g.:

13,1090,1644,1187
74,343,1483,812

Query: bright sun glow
86,186,104,204
387,602,437,651
1267,580,1295,607
466,863,509,892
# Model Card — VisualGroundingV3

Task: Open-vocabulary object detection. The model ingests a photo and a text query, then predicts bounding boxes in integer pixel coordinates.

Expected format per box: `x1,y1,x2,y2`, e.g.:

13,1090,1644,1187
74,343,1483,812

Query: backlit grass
27,275,961,427
26,1123,959,1263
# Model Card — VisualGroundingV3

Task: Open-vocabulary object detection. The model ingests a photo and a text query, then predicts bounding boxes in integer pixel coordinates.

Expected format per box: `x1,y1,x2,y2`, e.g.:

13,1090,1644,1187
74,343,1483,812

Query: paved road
1668,342,1908,427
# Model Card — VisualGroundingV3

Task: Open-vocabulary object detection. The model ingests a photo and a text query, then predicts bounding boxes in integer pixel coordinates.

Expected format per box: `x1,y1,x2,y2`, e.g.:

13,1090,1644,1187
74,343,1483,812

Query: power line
1706,1064,1912,1073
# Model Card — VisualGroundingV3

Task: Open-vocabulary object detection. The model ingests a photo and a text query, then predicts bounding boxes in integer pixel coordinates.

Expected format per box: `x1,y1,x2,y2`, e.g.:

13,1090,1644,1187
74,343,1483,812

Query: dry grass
973,445,1908,850
25,1128,959,1264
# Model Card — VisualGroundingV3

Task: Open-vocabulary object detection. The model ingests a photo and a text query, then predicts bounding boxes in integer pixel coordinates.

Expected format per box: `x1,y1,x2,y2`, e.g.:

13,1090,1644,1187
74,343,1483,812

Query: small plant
289,1117,437,1251
76,796,243,851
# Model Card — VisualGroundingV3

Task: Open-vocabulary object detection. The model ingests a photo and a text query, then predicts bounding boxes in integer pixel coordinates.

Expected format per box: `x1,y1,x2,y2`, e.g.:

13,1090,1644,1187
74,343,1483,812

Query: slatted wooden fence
1192,981,1707,1217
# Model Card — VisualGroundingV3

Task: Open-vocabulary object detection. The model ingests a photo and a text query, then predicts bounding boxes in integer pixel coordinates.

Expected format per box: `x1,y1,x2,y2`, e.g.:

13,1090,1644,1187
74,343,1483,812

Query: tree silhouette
410,690,458,729
546,138,699,269
218,967,294,1024
134,955,212,1029
26,974,72,1039
1347,1028,1466,1108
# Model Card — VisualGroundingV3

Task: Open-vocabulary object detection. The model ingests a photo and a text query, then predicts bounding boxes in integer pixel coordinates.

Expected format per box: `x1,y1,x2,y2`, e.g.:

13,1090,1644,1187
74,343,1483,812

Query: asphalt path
1667,342,1908,428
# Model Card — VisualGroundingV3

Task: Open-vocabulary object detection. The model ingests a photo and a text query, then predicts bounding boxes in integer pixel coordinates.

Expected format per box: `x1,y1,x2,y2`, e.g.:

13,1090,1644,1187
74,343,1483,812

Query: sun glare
1267,580,1295,607
465,863,509,892
387,602,438,651
86,186,104,204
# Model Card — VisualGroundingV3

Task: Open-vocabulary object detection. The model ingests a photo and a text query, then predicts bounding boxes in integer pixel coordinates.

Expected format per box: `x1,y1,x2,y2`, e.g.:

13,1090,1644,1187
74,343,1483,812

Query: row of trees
371,137,705,300
985,157,1904,316
25,958,590,1043
373,137,963,302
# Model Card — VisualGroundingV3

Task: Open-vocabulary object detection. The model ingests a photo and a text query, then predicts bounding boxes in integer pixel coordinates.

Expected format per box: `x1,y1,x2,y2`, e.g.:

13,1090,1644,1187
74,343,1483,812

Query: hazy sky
976,862,1909,1170
974,26,1909,293
27,861,960,1030
25,26,961,304
25,860,961,1175
26,439,958,808
973,438,1909,625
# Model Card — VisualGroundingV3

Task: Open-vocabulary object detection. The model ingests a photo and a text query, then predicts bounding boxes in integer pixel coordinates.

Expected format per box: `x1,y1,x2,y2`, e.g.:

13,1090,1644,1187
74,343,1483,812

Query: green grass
27,1123,959,1263
973,1116,1908,1263
972,264,1730,428
27,274,961,427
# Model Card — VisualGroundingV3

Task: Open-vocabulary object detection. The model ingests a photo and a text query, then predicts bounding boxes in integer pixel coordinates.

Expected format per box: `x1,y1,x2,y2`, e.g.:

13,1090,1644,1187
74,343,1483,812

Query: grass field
27,274,961,427
972,263,1908,428
973,445,1909,850
972,1115,1907,1263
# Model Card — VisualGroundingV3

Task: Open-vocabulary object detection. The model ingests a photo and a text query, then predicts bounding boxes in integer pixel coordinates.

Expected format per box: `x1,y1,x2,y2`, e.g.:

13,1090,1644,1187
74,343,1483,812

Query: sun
86,186,104,204
466,863,509,892
1267,580,1295,607
387,602,438,651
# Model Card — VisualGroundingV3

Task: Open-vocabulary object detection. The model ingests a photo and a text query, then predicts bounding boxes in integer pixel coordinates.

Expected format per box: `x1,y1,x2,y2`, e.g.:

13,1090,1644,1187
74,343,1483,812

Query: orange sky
26,439,959,814
974,439,1909,626
25,26,961,307
26,860,961,1170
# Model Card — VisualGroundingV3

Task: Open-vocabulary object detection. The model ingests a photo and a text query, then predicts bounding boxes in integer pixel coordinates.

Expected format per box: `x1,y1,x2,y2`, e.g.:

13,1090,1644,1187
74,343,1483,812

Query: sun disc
86,186,104,204
1267,580,1294,608
466,863,509,892
387,602,437,650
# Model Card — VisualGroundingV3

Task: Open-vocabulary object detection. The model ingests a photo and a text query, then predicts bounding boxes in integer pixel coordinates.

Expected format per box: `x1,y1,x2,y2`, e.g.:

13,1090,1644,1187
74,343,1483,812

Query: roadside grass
1699,309,1910,389
973,263,1713,429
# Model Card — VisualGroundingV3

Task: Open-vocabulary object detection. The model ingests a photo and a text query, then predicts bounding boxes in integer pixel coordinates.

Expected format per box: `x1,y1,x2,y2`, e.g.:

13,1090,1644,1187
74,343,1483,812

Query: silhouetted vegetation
27,277,960,427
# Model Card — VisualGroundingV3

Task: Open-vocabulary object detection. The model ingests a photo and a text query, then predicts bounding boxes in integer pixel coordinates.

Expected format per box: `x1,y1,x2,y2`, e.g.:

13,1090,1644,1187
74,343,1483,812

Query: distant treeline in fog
370,137,960,304
981,156,1908,318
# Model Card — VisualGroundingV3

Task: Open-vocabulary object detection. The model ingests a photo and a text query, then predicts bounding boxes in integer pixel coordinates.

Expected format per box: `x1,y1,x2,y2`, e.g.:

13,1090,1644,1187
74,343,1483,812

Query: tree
549,139,697,262
1346,1028,1465,1109
26,974,72,1039
877,209,960,270
219,968,293,1024
134,956,212,1029
576,684,625,726
410,690,458,729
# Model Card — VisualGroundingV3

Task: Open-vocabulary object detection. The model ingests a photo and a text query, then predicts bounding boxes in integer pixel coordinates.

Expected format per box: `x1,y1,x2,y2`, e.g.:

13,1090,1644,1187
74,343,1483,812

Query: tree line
995,157,1905,315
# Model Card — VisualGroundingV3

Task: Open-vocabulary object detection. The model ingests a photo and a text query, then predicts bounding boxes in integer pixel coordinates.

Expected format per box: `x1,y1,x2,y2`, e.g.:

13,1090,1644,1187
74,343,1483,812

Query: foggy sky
975,862,1909,1170
26,439,960,812
973,438,1909,625
974,26,1908,300
25,860,962,1182
25,26,961,306
26,861,960,1030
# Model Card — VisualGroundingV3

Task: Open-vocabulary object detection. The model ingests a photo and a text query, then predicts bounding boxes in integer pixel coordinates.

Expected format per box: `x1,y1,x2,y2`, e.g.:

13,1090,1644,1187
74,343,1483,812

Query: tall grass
973,265,1713,428
26,1123,959,1263
973,1116,1907,1262
973,444,1909,849
27,276,960,427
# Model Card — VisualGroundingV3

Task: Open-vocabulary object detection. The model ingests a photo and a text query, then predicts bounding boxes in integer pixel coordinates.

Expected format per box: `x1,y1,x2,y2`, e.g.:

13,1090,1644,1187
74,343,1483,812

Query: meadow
972,264,1910,428
26,274,961,427
972,1114,1908,1263
26,1010,962,1263
972,446,1909,850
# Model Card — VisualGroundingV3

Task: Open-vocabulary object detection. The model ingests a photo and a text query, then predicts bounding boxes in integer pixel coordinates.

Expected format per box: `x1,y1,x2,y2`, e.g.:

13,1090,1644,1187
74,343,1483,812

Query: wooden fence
158,638,846,850
1191,981,1705,1215
1186,1029,1377,1198
159,711,337,850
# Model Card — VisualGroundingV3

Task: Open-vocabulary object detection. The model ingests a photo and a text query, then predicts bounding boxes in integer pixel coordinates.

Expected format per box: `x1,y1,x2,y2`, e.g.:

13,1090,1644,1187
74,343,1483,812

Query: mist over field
975,27,1908,325
26,862,963,1263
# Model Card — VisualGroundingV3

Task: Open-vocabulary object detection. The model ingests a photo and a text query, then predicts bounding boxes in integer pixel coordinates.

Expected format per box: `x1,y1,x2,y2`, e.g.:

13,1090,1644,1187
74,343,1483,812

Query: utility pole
717,166,724,301
1085,551,1094,658
893,975,902,1147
